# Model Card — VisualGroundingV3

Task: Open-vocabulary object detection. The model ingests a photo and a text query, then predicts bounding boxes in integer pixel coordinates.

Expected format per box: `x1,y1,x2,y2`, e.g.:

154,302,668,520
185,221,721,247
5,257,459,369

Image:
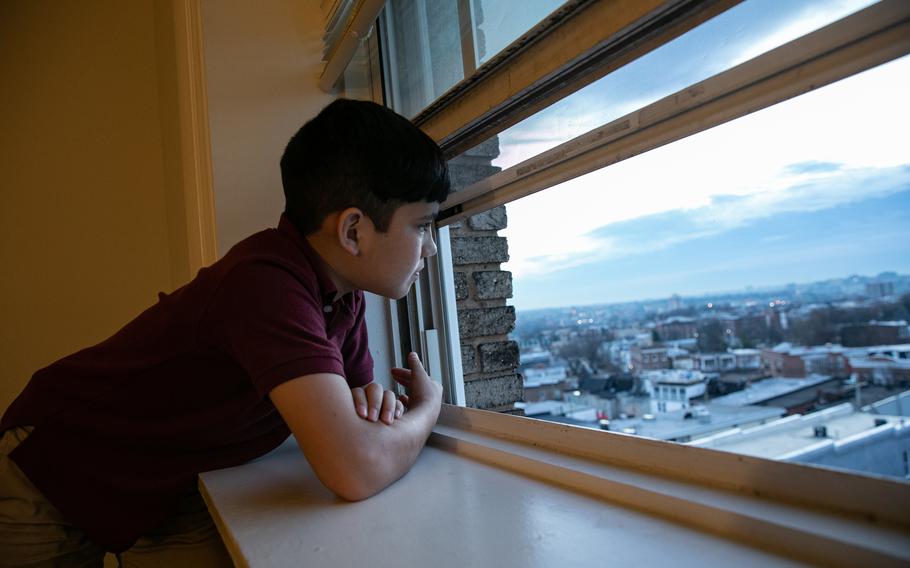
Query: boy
0,99,449,566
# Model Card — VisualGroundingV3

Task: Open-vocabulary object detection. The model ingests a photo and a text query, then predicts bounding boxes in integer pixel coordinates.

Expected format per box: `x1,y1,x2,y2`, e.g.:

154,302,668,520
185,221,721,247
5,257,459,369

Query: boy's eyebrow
419,212,440,222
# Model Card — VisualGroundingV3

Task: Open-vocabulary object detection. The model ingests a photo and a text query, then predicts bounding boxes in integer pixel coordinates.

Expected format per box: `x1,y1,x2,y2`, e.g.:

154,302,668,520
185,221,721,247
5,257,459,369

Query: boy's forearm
338,394,441,500
270,372,442,502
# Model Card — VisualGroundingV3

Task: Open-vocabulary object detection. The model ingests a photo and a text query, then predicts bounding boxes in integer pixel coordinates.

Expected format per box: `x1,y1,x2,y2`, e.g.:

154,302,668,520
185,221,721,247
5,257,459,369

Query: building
866,281,896,298
645,369,708,413
519,349,574,402
655,316,697,340
606,403,784,443
761,343,849,378
690,401,910,480
694,352,737,373
841,321,909,347
848,355,910,387
710,375,836,412
631,345,670,371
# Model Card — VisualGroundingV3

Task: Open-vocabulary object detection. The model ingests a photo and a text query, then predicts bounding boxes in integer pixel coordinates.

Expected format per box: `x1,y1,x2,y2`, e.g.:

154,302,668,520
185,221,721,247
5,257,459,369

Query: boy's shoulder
198,215,359,313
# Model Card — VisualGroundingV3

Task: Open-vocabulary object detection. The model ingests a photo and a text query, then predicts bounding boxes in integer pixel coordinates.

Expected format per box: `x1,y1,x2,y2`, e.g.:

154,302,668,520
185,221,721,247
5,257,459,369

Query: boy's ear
336,207,366,256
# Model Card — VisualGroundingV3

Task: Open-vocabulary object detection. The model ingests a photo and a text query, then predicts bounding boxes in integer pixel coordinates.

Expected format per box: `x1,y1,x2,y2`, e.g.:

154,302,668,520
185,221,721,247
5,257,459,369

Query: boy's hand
351,382,405,425
390,352,443,407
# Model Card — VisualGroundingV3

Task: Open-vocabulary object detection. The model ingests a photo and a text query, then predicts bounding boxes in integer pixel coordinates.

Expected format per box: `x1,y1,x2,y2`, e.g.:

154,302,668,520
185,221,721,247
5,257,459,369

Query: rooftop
607,403,785,441
690,403,879,458
711,375,833,406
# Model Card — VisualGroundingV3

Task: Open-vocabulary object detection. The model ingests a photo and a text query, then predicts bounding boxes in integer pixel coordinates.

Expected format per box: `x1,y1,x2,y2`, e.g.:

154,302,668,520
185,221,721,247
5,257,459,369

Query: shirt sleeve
202,260,347,397
342,291,374,388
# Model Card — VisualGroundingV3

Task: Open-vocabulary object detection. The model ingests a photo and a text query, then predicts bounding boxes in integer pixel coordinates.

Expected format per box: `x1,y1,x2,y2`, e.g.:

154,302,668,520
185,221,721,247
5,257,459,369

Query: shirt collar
277,214,345,307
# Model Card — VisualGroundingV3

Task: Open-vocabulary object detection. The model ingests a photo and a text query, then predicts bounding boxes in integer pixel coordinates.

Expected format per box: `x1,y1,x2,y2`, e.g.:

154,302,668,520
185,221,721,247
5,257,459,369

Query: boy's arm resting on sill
269,353,443,501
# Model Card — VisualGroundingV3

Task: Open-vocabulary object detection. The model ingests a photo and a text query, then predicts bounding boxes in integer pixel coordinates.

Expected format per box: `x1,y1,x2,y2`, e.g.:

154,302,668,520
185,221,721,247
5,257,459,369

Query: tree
788,309,837,346
697,320,727,352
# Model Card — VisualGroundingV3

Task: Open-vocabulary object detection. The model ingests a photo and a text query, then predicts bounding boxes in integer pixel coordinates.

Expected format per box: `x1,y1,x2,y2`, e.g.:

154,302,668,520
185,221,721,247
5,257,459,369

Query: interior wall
0,1,180,413
201,0,396,385
202,0,333,253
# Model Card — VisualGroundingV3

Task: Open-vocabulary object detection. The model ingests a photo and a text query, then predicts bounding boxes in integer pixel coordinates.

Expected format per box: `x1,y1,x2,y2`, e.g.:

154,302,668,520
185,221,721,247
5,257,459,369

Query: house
762,343,850,378
644,369,708,413
655,316,698,340
630,345,671,371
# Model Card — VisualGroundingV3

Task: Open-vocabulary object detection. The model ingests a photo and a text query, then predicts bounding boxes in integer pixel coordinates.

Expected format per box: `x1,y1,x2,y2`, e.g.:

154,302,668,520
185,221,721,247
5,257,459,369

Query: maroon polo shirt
0,214,373,552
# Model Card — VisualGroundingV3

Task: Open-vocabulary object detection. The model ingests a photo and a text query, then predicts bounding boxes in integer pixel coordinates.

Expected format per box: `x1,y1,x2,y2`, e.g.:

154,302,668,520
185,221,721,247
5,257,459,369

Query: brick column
447,138,522,412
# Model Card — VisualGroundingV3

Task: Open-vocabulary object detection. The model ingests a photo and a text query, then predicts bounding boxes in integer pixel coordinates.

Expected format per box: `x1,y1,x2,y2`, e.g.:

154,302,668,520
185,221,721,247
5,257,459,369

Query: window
373,0,910,481
328,2,910,560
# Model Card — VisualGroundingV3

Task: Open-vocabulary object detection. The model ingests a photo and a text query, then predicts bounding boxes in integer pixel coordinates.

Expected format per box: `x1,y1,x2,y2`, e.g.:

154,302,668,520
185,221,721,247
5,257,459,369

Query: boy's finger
365,382,383,421
407,352,425,372
395,398,404,418
390,367,413,387
391,374,410,389
351,387,367,419
398,394,410,407
381,390,396,425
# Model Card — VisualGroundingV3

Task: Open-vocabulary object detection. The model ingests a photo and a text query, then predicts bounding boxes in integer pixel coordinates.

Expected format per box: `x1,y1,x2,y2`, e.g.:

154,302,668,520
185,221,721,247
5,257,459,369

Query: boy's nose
423,232,437,257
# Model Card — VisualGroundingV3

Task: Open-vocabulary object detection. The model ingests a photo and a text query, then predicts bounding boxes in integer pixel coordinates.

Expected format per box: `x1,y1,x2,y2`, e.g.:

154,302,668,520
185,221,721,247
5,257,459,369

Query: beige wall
202,0,333,253
0,1,187,413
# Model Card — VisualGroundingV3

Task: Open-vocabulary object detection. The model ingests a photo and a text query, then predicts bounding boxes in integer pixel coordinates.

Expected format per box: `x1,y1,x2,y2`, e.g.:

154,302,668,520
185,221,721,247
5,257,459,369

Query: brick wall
447,138,522,412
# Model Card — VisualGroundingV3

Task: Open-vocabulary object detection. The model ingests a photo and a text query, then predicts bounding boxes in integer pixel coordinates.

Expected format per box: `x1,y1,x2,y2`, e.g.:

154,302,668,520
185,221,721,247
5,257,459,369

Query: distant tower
669,294,683,311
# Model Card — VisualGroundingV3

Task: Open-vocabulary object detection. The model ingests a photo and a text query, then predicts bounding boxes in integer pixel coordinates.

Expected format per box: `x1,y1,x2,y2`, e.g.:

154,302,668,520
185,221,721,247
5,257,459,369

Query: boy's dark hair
280,99,451,234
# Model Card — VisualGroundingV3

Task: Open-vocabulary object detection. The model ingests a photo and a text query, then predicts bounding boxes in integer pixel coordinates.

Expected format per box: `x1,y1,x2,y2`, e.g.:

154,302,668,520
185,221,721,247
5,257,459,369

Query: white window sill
199,405,910,567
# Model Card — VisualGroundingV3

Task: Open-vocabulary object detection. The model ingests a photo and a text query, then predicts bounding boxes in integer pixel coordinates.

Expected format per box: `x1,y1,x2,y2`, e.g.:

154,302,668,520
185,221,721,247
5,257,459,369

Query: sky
477,0,910,310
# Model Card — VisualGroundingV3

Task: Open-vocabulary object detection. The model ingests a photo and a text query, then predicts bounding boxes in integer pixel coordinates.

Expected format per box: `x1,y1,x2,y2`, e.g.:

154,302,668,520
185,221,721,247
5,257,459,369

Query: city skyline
513,268,909,316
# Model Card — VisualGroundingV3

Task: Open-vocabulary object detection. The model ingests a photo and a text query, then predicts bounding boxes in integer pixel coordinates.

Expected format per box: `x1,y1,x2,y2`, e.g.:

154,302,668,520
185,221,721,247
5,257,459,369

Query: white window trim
429,226,467,405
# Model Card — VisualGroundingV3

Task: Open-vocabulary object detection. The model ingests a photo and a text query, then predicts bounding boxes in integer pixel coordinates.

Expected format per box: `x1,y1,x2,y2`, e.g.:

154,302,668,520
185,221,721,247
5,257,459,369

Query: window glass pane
472,0,566,65
491,0,876,169
382,0,466,118
381,0,568,118
495,54,909,480
336,27,381,102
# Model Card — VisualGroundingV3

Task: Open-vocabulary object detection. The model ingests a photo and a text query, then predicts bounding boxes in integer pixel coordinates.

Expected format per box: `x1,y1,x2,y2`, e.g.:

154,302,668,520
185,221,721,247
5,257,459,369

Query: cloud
785,161,842,175
509,164,910,277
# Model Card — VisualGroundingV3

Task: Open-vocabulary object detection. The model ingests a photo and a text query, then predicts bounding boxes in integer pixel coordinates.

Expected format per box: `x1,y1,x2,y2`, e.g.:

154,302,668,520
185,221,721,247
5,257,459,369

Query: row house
690,349,761,373
655,316,698,340
761,343,850,378
848,356,910,387
631,345,670,371
645,370,708,414
841,320,909,347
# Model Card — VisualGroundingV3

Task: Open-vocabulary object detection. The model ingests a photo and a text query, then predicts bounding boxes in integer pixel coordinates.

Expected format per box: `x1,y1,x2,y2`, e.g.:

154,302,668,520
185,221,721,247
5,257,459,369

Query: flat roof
711,375,833,406
698,407,904,459
606,404,785,441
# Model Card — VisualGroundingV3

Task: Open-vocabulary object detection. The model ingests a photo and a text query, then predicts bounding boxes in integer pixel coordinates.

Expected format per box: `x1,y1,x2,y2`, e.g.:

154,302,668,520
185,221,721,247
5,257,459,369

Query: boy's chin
372,283,413,300
393,283,414,299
